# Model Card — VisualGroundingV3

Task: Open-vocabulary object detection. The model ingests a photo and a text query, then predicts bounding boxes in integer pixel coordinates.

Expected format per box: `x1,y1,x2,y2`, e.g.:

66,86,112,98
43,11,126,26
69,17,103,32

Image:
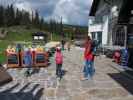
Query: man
61,39,65,50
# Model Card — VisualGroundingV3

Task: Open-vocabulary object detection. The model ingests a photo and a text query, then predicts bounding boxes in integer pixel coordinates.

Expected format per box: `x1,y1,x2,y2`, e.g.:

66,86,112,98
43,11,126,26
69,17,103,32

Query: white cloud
14,1,33,13
0,0,93,26
47,0,92,25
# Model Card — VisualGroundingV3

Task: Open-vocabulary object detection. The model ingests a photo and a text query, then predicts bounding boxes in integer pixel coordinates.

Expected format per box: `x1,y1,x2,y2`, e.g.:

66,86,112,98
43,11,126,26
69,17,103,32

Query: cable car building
89,0,126,46
89,0,133,68
32,32,48,44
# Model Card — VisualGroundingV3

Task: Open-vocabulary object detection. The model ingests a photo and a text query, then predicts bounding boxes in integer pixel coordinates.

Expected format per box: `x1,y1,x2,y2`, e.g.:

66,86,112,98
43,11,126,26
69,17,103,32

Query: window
97,32,102,44
39,36,44,40
34,36,38,40
91,32,96,40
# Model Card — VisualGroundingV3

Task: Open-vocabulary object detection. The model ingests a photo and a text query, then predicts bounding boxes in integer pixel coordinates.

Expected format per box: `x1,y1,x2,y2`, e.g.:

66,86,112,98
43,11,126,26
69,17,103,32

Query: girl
55,47,63,80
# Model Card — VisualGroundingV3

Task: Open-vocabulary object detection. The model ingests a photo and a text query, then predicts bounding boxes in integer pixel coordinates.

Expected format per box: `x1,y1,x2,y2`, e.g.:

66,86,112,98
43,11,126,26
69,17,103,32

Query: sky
0,0,93,26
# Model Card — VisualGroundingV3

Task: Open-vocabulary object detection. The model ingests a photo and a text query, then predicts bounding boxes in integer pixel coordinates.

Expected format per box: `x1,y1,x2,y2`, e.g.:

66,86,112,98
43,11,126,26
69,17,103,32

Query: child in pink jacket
55,47,63,79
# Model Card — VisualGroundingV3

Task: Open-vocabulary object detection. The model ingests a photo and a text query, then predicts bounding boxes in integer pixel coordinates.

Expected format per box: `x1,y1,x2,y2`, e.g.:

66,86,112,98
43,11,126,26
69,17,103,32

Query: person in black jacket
61,40,65,50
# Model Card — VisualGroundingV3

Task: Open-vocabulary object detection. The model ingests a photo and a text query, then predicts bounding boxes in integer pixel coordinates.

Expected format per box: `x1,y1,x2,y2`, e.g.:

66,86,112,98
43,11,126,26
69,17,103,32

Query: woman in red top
82,36,95,80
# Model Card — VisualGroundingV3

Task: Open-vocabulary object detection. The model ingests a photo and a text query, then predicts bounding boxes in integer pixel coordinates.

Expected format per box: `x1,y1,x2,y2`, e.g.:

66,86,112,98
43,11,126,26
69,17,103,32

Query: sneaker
81,77,88,81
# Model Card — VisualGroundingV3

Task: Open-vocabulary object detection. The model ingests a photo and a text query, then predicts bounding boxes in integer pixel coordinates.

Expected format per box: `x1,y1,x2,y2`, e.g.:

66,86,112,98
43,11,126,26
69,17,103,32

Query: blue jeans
83,60,95,79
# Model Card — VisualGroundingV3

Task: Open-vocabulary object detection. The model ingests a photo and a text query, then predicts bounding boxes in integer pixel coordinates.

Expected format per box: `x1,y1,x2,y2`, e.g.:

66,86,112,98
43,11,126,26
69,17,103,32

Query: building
88,0,125,46
32,32,48,44
89,0,133,68
118,0,133,68
88,16,108,45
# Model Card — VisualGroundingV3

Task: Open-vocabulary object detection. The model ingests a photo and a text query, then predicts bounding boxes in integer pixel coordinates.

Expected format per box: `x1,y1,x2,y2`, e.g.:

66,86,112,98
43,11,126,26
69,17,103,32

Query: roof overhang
118,0,132,24
89,0,100,16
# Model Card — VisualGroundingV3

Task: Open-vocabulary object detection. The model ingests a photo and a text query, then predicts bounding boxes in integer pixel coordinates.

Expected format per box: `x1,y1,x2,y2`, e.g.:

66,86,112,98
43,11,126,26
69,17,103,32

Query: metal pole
124,25,127,48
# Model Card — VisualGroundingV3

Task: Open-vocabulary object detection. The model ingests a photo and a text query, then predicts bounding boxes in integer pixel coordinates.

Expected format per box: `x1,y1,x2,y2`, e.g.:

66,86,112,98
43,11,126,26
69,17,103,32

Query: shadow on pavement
108,72,133,95
0,83,44,100
31,68,40,75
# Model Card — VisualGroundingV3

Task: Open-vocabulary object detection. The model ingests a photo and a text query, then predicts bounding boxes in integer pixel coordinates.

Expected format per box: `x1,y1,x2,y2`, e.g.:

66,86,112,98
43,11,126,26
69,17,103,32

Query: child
55,47,63,80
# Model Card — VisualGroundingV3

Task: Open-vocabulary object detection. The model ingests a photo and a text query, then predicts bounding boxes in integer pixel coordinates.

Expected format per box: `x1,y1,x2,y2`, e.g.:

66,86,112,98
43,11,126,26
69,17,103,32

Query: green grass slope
0,26,44,63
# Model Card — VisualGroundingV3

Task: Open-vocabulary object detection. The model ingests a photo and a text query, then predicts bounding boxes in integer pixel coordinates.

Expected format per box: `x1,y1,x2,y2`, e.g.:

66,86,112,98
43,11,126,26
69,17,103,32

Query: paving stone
70,93,89,100
67,79,81,89
93,81,121,89
56,87,69,98
110,96,133,100
86,88,130,99
93,74,113,81
81,80,95,88
1,47,133,100
44,88,56,98
68,88,82,95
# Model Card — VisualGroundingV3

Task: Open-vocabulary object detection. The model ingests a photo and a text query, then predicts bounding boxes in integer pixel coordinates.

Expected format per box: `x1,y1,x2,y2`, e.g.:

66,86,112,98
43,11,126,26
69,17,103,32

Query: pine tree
0,5,4,27
33,10,40,28
15,8,21,25
4,4,15,26
0,4,68,33
4,5,10,27
9,4,15,26
39,17,44,30
20,10,31,25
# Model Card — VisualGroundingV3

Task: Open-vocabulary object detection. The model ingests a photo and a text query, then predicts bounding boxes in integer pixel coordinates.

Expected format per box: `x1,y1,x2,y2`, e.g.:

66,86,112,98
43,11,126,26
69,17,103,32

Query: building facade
88,16,109,45
89,0,133,68
89,0,125,46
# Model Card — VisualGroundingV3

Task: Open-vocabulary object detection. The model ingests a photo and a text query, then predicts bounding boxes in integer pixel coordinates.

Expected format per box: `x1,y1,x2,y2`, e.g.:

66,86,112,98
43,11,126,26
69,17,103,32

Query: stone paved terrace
1,47,133,100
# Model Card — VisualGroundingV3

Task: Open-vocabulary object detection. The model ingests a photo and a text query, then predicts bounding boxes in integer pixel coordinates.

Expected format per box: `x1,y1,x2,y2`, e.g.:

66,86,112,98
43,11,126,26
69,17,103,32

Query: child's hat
56,46,61,50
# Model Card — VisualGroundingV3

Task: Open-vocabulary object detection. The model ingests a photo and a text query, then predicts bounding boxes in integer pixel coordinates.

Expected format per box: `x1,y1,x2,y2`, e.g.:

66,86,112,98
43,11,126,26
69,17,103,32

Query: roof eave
89,0,100,16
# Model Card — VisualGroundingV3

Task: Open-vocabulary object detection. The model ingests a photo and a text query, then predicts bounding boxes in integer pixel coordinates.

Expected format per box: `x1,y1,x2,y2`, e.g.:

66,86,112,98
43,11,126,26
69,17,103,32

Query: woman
82,36,95,80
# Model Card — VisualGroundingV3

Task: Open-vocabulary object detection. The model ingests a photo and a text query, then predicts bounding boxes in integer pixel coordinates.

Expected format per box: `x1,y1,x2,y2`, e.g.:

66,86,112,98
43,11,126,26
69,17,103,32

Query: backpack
91,40,97,55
